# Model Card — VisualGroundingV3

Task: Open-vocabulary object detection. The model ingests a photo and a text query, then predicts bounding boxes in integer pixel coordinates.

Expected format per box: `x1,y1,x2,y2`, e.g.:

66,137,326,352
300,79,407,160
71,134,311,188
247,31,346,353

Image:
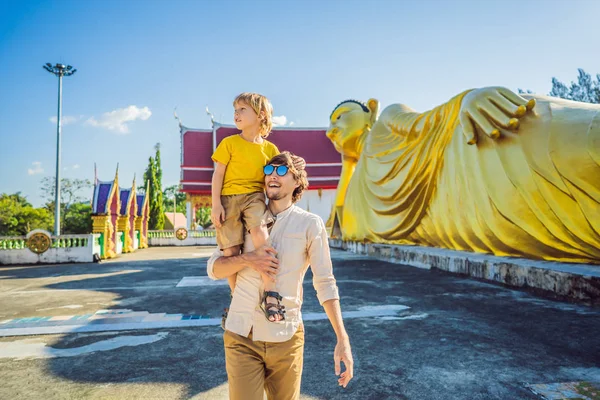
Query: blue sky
1,0,599,207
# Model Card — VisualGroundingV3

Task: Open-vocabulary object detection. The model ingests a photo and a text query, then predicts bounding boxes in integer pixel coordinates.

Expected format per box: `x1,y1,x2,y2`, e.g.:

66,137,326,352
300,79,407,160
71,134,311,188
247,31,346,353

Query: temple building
135,180,150,249
179,120,341,228
91,168,121,259
117,179,138,253
92,167,150,258
164,212,187,230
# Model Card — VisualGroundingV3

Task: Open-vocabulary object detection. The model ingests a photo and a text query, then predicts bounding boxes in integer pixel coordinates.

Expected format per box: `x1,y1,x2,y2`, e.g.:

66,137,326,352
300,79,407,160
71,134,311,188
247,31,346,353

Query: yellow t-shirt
212,134,280,196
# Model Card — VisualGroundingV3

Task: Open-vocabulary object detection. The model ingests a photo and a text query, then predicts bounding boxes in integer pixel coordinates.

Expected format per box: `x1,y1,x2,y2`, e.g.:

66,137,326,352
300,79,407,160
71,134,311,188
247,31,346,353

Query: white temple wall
294,189,336,223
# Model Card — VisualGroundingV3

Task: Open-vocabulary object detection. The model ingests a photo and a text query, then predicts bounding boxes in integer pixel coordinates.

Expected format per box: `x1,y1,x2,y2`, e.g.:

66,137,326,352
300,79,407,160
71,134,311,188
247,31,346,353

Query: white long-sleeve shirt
207,205,339,342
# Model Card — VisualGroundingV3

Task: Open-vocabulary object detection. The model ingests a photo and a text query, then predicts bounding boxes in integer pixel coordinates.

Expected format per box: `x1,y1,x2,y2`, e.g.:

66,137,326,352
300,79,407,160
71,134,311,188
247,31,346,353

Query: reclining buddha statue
326,86,600,263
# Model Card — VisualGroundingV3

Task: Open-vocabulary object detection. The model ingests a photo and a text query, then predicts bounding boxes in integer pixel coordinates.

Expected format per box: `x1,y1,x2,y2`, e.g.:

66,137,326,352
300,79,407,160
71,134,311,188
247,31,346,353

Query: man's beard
266,190,286,201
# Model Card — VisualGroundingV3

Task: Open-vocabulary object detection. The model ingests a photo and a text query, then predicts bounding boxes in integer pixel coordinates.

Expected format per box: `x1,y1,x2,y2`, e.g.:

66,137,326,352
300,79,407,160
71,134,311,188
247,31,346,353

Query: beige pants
223,325,304,400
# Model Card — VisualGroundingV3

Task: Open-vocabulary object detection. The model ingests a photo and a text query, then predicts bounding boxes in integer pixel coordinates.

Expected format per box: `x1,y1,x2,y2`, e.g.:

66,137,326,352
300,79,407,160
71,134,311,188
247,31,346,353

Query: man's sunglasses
263,164,289,176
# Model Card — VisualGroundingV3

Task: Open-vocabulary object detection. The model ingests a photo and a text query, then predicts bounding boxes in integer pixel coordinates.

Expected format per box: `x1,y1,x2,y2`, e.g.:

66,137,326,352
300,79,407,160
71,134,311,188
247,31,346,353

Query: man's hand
210,203,225,228
334,336,354,388
460,86,536,145
243,246,279,282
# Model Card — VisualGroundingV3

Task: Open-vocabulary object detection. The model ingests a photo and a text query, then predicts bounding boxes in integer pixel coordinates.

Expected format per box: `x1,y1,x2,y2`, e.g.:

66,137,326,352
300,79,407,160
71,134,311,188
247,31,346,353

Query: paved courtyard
0,246,599,400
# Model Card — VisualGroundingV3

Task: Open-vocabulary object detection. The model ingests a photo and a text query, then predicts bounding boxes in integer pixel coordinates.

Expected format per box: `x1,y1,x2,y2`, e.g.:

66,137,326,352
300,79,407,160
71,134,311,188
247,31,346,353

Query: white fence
148,230,217,247
0,234,100,265
0,229,218,266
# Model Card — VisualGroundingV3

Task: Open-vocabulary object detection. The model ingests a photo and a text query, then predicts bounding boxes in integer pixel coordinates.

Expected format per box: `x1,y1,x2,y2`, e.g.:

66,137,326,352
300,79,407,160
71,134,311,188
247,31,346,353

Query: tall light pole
43,63,76,236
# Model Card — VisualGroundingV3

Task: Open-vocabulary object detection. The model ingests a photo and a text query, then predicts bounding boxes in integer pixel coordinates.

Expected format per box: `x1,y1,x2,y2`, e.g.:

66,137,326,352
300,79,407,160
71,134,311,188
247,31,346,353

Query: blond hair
267,151,309,203
233,92,273,137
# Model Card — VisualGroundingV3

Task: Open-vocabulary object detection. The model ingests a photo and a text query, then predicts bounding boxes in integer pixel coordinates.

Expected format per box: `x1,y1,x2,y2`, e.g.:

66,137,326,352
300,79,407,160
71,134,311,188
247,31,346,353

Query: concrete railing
148,230,216,239
148,229,216,247
0,237,27,250
0,233,100,265
0,236,92,250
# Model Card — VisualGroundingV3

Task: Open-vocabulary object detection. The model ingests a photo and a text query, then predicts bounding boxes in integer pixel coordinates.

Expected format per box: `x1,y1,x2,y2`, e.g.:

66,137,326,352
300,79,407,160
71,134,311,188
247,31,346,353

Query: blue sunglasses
263,164,289,176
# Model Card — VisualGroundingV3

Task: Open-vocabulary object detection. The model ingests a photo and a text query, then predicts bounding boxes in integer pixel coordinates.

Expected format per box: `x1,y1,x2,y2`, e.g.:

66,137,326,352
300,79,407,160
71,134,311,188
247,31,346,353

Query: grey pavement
0,247,599,400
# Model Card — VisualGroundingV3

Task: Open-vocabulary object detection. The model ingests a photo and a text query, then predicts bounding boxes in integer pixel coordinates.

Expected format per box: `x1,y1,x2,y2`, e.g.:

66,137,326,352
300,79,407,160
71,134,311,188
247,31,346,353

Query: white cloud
63,164,81,171
272,115,288,126
85,105,151,134
28,161,44,175
289,121,295,126
49,115,80,125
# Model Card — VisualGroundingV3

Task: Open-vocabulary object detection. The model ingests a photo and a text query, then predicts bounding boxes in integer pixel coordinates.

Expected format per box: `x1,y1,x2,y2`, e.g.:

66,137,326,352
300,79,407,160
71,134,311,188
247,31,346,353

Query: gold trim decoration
26,231,51,254
189,194,212,208
176,227,188,241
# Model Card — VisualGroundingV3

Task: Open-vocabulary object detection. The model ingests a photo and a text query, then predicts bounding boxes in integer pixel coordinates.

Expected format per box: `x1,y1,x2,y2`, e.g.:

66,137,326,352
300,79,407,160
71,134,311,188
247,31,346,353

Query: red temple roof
180,123,341,195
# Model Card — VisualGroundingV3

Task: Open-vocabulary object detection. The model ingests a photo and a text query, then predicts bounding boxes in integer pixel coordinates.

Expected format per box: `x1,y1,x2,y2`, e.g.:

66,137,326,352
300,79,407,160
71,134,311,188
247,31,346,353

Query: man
207,151,354,400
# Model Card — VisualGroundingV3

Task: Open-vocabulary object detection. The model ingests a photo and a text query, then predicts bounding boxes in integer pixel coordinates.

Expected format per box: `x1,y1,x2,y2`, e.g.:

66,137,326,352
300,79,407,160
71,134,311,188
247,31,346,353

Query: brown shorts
216,192,272,250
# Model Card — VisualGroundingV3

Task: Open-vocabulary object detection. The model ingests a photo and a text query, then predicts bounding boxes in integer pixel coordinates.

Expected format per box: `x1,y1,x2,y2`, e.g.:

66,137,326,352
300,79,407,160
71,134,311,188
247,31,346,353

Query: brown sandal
221,291,233,331
260,291,286,323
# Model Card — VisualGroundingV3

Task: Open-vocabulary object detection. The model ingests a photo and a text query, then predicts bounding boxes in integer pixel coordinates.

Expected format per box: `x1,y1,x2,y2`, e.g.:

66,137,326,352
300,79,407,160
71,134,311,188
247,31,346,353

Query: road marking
0,304,423,337
525,381,600,399
0,332,168,359
176,276,227,287
12,285,176,294
36,305,83,311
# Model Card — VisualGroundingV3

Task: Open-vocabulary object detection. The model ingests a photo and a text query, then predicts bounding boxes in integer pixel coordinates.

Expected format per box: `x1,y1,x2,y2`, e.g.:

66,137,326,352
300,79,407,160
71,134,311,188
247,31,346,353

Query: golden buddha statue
326,87,600,263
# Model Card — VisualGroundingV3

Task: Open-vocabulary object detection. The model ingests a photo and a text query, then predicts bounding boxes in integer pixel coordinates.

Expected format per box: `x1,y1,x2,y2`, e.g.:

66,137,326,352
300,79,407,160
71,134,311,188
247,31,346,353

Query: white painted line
305,163,342,167
0,332,168,359
0,306,422,337
303,309,403,321
358,305,411,312
180,182,211,186
181,167,214,171
0,318,223,337
13,285,174,294
176,276,227,287
308,176,340,181
379,313,429,321
36,305,83,311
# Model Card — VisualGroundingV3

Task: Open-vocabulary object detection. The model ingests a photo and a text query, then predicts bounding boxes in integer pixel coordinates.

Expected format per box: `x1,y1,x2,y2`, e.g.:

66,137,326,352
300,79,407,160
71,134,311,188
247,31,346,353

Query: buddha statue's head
327,98,379,160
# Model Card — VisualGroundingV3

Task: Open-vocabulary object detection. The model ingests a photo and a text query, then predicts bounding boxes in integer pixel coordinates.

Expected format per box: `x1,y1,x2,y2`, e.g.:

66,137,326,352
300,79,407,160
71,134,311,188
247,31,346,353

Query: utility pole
43,63,77,236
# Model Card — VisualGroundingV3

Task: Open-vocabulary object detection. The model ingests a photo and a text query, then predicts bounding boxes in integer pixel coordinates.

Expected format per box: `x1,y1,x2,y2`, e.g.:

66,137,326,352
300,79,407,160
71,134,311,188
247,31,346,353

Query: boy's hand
211,203,225,228
244,246,279,282
292,155,306,171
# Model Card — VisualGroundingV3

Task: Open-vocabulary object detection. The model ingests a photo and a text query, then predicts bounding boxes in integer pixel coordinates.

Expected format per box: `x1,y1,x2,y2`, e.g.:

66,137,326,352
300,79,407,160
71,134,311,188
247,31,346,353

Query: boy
211,92,303,322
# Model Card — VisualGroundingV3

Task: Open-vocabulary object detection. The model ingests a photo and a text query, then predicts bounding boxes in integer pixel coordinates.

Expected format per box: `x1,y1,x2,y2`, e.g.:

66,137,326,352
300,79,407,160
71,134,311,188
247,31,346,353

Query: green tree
195,207,212,229
17,207,53,235
0,193,53,235
40,177,92,232
144,144,166,230
163,185,186,214
144,155,159,229
63,202,93,234
0,193,28,235
41,177,92,209
153,143,165,229
519,69,600,104
549,69,600,103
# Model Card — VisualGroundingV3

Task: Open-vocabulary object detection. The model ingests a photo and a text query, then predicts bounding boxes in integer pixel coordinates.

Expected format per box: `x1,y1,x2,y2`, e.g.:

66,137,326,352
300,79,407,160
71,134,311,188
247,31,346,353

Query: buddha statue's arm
326,155,358,230
335,155,358,208
374,87,536,146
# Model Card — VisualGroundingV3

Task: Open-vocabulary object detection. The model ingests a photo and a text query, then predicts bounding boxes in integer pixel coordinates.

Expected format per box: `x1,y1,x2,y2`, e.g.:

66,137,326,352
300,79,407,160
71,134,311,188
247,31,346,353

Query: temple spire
94,163,98,185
